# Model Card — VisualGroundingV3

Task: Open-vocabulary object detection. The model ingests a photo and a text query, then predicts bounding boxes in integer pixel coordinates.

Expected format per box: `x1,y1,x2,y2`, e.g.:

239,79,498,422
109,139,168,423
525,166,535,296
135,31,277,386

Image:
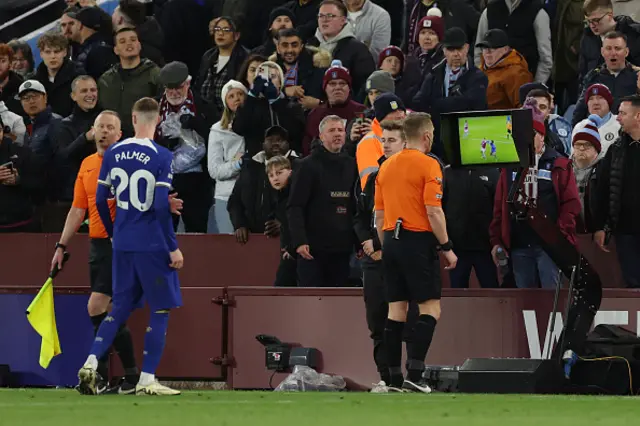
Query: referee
50,111,140,395
374,112,457,393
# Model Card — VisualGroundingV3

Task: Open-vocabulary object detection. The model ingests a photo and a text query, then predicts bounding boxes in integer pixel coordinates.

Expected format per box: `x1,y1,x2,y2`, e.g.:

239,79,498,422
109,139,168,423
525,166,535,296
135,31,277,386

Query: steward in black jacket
287,143,357,287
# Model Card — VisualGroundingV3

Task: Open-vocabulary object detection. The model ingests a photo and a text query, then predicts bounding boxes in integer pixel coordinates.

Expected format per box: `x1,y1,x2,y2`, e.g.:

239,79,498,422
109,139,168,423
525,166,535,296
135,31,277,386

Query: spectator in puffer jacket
579,0,640,85
478,29,533,109
208,80,248,234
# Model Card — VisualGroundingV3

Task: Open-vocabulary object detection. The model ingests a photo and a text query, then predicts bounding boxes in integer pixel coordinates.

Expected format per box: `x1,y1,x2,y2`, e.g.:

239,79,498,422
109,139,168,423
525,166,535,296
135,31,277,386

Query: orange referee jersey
72,153,115,239
374,149,443,232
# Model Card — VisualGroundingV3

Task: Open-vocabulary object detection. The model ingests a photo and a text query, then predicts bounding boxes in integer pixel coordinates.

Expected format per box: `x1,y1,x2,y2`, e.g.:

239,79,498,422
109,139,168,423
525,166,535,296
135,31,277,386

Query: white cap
17,80,46,99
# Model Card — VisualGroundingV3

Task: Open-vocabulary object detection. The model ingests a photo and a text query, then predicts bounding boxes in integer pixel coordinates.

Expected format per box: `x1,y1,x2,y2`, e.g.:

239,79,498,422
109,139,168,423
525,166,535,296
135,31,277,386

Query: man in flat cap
155,61,213,234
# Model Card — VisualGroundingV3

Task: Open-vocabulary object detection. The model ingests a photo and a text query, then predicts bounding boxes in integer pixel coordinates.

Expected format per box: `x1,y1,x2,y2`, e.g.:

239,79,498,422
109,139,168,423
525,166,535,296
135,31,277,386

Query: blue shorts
112,250,182,311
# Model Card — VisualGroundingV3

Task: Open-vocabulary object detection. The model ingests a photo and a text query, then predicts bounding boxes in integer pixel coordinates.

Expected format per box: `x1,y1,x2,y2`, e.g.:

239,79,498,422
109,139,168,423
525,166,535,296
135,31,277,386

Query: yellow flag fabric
26,278,61,369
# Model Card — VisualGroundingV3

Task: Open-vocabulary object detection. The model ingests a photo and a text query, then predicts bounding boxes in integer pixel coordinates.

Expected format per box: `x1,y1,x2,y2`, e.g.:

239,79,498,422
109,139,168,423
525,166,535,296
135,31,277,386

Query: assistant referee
374,112,457,393
50,111,139,394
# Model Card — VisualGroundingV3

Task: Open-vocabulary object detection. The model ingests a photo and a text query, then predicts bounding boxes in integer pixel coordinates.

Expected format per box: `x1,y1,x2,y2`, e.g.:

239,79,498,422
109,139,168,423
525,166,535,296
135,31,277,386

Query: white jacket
347,0,391,60
0,101,26,145
571,113,620,158
208,121,245,201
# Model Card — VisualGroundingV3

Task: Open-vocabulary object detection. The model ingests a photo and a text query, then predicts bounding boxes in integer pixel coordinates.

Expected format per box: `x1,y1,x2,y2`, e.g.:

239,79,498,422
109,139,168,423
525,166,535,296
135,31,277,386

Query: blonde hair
265,155,291,174
132,97,159,124
402,112,434,142
220,107,235,130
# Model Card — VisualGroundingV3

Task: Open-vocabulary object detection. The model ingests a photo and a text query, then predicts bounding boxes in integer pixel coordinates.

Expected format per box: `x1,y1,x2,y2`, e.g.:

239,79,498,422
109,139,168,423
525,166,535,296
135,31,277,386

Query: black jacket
354,155,384,268
274,181,292,253
0,137,43,226
443,166,499,251
32,58,83,118
54,105,102,202
572,64,639,126
227,150,299,233
395,56,423,106
159,0,219,76
272,46,329,102
285,0,323,42
593,133,640,235
578,15,640,83
22,107,62,202
0,71,24,116
73,32,118,80
232,94,306,156
137,16,166,67
287,145,358,253
411,61,488,159
307,35,376,100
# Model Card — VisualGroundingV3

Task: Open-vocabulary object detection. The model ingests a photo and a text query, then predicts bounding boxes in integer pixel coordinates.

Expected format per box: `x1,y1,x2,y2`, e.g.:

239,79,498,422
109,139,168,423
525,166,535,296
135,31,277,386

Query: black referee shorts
88,238,113,297
383,229,441,303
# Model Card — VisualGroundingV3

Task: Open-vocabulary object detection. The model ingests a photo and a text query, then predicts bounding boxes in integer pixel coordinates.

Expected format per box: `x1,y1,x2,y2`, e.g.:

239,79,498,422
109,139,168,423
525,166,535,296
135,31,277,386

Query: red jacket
489,155,581,250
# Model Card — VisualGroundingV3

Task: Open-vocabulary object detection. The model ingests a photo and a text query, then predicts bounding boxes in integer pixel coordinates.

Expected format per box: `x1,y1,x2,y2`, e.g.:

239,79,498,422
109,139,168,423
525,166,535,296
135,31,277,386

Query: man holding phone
0,115,42,232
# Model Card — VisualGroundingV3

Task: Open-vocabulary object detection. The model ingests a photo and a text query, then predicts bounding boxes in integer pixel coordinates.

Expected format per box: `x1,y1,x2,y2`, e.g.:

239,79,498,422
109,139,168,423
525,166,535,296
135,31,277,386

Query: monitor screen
441,109,534,169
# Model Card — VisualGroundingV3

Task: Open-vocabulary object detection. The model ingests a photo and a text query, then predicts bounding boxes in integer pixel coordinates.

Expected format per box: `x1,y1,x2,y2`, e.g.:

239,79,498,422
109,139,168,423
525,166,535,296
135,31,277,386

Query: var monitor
440,109,534,169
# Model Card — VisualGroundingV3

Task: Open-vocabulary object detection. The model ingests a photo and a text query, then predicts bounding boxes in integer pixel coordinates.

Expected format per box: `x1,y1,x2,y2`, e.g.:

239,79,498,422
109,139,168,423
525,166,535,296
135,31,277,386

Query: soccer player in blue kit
77,98,184,396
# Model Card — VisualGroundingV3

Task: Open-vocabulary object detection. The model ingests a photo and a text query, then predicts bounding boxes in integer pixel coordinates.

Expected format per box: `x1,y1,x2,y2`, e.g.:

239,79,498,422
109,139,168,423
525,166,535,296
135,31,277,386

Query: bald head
94,111,122,154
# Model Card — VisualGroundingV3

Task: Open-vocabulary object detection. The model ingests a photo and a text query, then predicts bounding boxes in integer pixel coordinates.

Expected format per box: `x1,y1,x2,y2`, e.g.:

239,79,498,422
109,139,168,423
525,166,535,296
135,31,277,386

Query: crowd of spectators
0,0,639,288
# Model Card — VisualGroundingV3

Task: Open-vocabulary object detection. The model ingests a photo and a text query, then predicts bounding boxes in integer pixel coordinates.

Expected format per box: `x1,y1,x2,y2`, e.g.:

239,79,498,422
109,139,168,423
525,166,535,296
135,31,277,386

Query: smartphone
259,65,270,81
0,161,13,171
355,112,365,126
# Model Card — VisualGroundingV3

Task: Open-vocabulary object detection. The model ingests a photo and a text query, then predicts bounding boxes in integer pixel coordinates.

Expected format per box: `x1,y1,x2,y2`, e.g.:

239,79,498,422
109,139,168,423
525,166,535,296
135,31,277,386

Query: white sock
138,372,155,386
85,354,98,370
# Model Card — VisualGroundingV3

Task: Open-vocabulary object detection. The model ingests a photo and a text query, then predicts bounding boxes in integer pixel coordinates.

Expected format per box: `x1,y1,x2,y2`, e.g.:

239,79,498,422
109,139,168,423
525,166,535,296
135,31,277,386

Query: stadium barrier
0,234,634,389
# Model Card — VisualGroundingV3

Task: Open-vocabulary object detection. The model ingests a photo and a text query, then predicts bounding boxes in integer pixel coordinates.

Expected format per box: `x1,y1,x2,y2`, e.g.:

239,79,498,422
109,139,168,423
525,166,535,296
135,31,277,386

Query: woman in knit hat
207,80,248,234
413,10,445,77
571,114,602,233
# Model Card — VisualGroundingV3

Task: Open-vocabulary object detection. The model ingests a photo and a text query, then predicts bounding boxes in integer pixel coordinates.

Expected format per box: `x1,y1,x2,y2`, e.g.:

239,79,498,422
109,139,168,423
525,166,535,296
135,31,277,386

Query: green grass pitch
459,115,519,165
1,389,640,426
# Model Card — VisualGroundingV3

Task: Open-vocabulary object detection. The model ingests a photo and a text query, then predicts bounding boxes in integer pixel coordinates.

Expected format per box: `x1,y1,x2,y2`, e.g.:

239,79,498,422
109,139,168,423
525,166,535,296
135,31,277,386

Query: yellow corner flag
26,277,61,369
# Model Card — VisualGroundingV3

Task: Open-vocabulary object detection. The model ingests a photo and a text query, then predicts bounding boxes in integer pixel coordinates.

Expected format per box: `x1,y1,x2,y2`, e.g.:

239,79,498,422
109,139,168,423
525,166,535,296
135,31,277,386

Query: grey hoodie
315,23,357,55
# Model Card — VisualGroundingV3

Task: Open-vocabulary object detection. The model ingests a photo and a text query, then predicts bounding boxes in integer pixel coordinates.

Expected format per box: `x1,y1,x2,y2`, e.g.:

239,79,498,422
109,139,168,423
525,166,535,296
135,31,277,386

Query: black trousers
363,264,419,376
171,172,212,233
274,256,297,287
448,250,499,288
297,251,352,287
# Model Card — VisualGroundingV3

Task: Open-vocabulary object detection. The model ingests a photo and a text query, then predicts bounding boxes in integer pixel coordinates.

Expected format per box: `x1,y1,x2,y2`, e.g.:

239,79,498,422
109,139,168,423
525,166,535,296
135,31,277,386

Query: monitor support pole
506,168,602,361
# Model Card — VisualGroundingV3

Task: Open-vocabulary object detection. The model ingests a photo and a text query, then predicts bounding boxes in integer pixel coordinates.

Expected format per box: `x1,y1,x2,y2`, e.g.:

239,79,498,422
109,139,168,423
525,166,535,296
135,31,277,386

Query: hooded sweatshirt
315,23,357,55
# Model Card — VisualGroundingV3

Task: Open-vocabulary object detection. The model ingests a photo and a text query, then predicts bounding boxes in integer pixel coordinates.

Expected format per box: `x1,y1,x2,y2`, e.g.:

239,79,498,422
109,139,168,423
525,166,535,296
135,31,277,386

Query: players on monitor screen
506,115,512,139
463,119,469,138
480,138,498,161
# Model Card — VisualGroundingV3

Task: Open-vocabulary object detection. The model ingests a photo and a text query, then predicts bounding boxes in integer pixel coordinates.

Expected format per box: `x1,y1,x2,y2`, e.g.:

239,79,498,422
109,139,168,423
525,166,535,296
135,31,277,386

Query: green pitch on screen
459,115,519,165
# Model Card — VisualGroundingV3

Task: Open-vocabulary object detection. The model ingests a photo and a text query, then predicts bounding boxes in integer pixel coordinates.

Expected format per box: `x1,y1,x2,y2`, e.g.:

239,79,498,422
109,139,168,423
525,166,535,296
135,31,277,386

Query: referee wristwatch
55,242,67,251
438,241,454,252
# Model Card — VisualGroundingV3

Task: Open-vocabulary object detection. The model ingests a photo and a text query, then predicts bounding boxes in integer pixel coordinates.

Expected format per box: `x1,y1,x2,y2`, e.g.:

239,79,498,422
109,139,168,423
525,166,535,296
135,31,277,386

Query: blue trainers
562,350,578,379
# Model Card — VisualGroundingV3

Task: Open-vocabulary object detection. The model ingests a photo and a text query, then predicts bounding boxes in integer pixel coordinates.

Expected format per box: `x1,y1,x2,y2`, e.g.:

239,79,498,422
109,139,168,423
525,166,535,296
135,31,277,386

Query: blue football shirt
96,137,178,253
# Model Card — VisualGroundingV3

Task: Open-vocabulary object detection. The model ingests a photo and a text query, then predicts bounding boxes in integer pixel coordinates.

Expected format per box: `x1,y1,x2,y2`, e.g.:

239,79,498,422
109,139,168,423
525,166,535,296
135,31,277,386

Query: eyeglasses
20,93,42,102
213,27,234,34
573,142,595,151
318,13,340,21
585,13,609,25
